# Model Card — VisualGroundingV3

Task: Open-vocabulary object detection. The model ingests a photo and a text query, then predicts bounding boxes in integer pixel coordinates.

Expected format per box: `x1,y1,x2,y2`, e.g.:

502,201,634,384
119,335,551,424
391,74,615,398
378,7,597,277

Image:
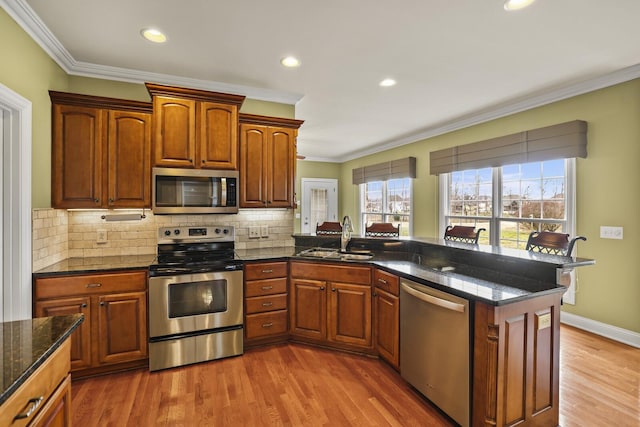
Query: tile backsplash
33,208,294,271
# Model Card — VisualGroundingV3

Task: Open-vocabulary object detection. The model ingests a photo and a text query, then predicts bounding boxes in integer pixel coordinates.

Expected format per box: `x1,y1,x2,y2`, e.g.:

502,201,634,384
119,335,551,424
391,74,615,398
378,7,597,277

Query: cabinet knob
100,301,105,306
81,303,87,308
94,198,100,203
320,286,325,291
108,198,114,204
189,158,193,163
202,159,205,164
331,288,336,292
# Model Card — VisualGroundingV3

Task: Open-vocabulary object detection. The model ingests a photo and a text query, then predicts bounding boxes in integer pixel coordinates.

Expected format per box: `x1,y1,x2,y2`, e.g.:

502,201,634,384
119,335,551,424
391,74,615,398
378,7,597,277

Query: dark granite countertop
0,314,83,406
33,255,156,277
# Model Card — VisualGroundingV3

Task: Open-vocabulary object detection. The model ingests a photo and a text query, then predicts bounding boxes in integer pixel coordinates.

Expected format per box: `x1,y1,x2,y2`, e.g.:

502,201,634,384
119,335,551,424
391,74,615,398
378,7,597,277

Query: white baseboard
561,312,640,348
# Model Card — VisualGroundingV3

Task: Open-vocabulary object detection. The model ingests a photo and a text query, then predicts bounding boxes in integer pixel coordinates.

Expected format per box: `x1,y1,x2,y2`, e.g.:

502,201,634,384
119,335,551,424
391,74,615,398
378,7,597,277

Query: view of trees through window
446,159,568,248
361,178,411,236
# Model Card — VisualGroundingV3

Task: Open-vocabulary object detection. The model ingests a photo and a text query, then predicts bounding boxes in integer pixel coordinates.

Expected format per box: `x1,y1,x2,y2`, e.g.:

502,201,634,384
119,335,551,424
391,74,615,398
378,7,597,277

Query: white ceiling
5,0,640,161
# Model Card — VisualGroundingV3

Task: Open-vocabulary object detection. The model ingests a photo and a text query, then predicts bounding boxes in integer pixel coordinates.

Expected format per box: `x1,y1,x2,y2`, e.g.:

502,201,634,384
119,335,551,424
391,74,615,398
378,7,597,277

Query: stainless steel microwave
152,167,239,214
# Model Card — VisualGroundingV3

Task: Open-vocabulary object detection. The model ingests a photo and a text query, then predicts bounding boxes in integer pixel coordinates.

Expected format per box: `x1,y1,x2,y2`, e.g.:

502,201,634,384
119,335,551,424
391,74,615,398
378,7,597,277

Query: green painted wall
339,79,640,333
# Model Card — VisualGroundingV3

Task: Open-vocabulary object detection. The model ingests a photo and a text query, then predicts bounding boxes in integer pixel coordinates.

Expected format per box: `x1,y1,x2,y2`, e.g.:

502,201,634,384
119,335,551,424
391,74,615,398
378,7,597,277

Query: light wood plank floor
72,326,639,426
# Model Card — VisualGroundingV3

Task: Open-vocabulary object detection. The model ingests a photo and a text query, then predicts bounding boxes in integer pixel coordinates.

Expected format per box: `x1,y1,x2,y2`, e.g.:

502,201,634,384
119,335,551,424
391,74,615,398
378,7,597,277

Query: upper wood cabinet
146,83,245,170
50,91,152,209
239,114,304,208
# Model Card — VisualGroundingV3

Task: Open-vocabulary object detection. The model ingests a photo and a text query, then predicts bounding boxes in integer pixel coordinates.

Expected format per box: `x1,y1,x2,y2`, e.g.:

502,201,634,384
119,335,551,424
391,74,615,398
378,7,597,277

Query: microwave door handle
220,178,227,207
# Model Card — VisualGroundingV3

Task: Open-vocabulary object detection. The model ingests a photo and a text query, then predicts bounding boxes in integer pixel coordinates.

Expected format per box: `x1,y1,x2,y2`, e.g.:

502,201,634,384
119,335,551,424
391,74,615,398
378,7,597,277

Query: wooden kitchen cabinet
289,261,373,352
0,340,71,427
244,261,289,346
50,91,152,209
34,270,148,378
239,114,304,208
146,83,245,170
373,269,400,369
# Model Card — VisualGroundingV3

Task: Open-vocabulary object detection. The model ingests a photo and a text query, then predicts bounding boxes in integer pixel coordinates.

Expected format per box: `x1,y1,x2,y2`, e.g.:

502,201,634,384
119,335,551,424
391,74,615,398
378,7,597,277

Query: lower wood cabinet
290,261,373,352
0,340,71,427
244,261,289,346
33,270,148,378
373,269,400,369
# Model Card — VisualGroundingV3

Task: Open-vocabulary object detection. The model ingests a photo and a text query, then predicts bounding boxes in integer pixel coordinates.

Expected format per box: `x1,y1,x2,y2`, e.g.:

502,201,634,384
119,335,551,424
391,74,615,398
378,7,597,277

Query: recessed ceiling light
141,28,167,43
504,0,535,11
379,78,396,87
281,56,301,68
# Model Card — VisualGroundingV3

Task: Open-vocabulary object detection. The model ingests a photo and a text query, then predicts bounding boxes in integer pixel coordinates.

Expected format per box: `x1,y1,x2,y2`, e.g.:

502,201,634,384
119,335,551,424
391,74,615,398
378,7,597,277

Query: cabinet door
107,110,151,207
30,374,71,427
239,123,269,207
290,278,326,340
153,96,196,167
267,127,296,208
97,292,148,365
35,297,92,371
198,101,238,170
328,282,372,348
51,104,104,208
375,289,399,369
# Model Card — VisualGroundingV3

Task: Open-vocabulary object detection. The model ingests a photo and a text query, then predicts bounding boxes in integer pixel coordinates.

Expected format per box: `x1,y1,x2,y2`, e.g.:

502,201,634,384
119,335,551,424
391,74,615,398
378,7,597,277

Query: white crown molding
341,63,640,162
1,0,303,105
561,311,640,349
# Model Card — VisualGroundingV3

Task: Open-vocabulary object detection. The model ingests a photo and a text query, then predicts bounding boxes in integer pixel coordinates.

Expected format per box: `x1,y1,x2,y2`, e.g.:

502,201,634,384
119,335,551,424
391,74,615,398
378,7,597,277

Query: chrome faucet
341,215,353,252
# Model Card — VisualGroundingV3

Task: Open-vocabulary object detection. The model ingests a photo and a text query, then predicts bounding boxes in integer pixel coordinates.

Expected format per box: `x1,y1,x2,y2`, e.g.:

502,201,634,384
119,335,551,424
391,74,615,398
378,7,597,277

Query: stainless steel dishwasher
400,279,470,427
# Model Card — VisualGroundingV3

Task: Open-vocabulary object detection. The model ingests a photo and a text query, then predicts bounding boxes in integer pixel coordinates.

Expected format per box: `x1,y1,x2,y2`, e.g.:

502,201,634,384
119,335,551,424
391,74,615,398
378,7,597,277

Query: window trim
439,158,576,245
360,179,413,236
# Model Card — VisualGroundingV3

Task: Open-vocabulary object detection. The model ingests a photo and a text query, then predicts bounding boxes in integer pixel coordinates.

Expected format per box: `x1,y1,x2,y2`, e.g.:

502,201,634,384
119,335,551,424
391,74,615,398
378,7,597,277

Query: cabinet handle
261,269,273,274
262,302,273,307
261,286,273,290
86,283,102,288
14,396,43,420
378,278,388,285
262,323,273,328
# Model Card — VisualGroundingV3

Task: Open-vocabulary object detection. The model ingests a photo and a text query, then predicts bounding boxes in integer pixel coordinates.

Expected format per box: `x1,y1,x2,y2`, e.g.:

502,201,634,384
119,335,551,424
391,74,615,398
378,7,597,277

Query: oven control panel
157,226,234,243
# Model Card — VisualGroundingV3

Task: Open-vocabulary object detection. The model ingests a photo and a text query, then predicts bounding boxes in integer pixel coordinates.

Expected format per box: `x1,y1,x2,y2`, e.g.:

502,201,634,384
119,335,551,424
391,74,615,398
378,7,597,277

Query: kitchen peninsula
0,314,83,426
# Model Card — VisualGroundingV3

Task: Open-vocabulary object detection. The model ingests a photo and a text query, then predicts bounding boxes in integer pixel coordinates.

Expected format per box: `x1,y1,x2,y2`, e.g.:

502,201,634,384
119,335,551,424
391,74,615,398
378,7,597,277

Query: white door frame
301,178,338,234
0,83,32,321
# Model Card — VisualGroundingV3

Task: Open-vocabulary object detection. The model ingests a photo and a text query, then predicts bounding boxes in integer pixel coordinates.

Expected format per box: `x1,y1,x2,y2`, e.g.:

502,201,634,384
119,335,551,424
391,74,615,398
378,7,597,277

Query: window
361,178,412,236
441,159,575,248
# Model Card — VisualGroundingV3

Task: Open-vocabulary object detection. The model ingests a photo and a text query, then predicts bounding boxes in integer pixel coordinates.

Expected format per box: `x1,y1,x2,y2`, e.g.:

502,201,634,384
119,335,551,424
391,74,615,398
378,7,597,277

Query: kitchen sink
296,247,374,261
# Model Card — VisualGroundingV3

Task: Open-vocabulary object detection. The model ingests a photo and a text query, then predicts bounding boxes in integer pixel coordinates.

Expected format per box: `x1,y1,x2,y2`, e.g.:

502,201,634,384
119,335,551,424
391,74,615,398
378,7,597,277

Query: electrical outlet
261,225,269,238
96,229,107,243
249,226,260,239
600,226,623,240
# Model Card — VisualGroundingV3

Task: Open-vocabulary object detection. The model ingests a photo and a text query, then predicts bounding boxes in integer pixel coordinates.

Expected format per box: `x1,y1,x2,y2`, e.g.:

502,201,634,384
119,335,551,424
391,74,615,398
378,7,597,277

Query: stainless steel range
148,225,243,371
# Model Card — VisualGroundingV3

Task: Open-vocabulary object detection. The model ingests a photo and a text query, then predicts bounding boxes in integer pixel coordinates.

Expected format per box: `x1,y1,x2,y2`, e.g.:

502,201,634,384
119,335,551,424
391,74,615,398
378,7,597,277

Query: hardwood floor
72,326,639,426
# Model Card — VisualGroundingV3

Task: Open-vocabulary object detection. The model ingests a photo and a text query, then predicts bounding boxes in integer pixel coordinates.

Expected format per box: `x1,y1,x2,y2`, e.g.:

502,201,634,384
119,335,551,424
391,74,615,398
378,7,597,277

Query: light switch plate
261,225,269,238
600,226,623,239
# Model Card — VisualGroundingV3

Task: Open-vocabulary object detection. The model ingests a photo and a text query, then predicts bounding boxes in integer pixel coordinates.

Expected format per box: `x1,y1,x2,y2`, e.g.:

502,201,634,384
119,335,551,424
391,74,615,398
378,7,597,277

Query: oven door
148,270,243,338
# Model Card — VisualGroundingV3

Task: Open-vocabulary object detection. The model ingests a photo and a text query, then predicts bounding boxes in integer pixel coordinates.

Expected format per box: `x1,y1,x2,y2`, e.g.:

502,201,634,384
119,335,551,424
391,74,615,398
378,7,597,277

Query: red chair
365,223,400,237
315,221,342,235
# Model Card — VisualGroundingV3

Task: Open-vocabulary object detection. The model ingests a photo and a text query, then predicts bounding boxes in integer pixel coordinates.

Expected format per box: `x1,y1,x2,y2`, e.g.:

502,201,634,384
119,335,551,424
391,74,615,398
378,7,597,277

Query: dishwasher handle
401,282,466,313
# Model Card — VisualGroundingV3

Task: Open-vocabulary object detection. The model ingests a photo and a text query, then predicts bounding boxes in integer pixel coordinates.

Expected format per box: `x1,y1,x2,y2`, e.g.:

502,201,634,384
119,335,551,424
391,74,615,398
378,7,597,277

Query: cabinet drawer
373,269,399,296
0,340,70,427
246,294,288,314
245,262,288,280
245,278,287,297
245,310,288,339
290,262,371,285
34,270,147,300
